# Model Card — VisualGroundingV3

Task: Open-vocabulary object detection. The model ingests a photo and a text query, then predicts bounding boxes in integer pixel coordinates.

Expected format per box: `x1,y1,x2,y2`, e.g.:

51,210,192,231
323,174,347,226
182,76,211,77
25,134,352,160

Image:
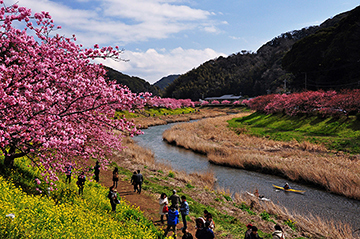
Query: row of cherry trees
242,90,360,116
0,2,152,188
148,97,195,109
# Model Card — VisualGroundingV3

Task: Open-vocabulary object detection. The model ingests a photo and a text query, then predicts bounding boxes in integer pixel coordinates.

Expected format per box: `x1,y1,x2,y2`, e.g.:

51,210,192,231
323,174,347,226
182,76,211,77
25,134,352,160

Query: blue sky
11,0,360,83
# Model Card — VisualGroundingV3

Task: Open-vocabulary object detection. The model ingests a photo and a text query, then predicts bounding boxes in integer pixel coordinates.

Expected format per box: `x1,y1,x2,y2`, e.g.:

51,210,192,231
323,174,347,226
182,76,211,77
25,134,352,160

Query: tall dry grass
112,136,216,189
112,120,357,239
162,113,360,200
133,108,227,129
233,192,355,239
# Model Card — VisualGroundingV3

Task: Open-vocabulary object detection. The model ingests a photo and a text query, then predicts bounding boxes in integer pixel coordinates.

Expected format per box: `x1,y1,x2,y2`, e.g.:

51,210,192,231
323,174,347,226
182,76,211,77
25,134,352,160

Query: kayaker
283,183,290,190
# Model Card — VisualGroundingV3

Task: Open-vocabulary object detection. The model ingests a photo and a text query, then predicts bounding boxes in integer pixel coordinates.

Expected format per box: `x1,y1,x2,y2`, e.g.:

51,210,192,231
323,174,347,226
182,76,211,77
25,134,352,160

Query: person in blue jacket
164,205,179,238
180,195,189,230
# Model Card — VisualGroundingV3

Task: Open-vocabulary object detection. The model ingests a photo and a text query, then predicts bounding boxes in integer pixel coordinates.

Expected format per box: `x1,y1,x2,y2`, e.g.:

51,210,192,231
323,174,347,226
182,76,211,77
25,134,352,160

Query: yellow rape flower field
0,158,160,239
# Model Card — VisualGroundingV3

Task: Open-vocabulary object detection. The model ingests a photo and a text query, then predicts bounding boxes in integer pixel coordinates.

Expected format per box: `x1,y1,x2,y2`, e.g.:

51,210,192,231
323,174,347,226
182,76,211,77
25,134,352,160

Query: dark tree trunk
4,154,15,167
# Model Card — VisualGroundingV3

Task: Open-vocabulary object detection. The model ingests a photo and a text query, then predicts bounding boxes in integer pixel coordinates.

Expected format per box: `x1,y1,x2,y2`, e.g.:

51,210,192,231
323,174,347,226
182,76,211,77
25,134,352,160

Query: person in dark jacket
245,223,253,239
136,169,143,194
180,195,189,230
77,171,86,195
94,161,100,182
107,186,117,212
249,226,263,239
112,167,119,188
195,221,214,239
169,189,181,207
131,171,138,192
164,205,179,238
182,228,193,239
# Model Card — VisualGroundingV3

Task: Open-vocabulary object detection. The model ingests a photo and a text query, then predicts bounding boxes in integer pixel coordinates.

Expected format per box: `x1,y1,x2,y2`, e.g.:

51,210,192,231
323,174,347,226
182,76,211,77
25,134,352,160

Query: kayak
272,185,305,194
246,191,271,201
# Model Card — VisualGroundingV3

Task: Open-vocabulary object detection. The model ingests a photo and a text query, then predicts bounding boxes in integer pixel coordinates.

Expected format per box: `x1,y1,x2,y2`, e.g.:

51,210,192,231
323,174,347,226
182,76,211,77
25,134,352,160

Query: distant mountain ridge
104,66,161,96
162,7,355,100
153,74,180,90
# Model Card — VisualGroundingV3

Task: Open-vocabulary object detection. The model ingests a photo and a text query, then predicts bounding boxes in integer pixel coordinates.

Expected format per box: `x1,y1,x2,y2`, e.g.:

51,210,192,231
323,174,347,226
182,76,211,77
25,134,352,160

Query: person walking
272,224,285,239
159,193,168,224
112,167,119,188
65,164,72,183
164,205,179,238
169,189,181,207
94,161,100,183
136,169,143,194
245,224,253,239
107,186,117,212
180,195,189,230
131,171,138,193
77,171,86,195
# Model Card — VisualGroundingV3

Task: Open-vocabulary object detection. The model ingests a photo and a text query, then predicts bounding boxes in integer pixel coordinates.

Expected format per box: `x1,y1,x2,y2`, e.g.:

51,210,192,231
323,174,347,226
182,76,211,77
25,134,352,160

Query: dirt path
95,162,197,238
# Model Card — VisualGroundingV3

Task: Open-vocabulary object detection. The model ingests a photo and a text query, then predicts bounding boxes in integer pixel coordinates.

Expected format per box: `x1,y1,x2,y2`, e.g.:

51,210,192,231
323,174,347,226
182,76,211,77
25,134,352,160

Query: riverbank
132,107,231,128
110,108,354,238
111,135,354,238
162,113,360,201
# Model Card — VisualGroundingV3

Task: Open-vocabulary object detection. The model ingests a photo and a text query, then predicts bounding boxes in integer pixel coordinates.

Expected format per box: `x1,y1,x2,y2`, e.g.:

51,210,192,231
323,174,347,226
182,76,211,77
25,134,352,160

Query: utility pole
283,79,287,92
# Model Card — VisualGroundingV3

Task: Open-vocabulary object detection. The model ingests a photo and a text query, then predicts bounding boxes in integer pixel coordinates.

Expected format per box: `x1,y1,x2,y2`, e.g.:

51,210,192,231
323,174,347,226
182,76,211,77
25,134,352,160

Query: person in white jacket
272,224,285,239
159,193,168,224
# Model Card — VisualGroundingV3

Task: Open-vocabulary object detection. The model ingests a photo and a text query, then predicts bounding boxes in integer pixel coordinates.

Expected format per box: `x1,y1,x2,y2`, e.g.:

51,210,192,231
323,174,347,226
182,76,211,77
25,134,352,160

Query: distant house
204,94,242,102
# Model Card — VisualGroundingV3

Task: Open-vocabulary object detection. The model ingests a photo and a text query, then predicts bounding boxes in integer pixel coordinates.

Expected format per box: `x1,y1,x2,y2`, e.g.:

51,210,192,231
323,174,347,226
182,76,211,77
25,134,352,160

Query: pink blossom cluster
200,101,209,106
0,3,151,185
243,90,360,116
221,100,231,105
211,100,220,105
232,100,241,105
148,97,195,109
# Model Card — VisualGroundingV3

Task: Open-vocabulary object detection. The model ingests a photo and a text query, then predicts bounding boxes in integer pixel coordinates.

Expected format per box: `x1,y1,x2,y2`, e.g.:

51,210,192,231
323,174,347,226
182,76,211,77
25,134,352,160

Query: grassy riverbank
228,112,360,154
162,112,360,201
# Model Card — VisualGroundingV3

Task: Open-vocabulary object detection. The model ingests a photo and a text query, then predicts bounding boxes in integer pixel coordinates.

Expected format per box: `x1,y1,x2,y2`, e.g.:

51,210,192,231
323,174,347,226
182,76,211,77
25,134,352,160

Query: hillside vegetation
228,112,360,154
104,66,161,96
162,6,358,100
282,5,360,90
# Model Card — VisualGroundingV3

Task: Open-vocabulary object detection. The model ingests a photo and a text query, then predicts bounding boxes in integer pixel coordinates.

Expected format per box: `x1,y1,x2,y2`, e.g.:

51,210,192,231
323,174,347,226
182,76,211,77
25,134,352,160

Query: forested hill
153,74,180,90
282,5,360,90
104,66,161,96
163,9,351,101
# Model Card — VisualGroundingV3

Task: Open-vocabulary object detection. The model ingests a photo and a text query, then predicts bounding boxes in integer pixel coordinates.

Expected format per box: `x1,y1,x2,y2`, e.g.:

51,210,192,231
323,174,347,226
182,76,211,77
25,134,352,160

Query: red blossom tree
0,3,150,186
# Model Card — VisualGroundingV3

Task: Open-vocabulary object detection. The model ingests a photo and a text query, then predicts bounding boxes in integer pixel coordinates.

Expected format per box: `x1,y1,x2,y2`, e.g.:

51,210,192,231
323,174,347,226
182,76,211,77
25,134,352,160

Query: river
133,121,360,229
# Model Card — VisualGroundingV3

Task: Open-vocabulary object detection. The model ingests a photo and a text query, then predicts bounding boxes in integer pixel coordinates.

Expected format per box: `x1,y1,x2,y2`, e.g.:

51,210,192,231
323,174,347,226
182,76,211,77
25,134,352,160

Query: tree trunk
4,154,15,167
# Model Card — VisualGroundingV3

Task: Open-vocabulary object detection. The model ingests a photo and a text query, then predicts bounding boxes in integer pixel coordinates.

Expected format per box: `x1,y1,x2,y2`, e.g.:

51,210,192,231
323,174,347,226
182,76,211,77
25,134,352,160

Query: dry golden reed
162,113,360,200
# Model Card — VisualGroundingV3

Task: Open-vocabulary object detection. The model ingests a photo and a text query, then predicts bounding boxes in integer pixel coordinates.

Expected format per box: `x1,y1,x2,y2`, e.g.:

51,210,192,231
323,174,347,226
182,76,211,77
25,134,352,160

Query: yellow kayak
273,185,305,194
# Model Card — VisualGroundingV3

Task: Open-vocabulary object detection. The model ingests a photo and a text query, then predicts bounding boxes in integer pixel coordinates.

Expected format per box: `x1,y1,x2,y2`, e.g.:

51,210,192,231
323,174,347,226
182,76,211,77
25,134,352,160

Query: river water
133,121,360,229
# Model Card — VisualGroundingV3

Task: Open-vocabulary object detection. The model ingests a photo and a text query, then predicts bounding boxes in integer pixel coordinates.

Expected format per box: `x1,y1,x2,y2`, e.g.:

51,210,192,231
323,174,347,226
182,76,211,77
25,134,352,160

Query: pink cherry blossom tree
0,2,150,186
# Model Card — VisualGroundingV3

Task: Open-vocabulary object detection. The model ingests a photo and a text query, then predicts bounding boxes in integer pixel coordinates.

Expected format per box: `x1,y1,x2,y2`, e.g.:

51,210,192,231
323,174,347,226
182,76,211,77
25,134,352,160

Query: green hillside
282,5,360,90
104,66,161,96
154,74,180,91
228,112,360,154
162,7,355,100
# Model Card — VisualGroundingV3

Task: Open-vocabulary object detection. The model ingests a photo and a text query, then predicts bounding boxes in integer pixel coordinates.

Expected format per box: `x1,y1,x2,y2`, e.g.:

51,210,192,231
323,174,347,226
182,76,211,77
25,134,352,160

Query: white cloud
17,0,217,47
98,47,226,83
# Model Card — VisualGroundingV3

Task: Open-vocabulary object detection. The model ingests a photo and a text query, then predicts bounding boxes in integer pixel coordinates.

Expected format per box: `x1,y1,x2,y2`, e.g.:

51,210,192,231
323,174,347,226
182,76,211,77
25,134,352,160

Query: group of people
245,223,285,239
159,190,215,239
65,161,101,195
130,170,144,194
